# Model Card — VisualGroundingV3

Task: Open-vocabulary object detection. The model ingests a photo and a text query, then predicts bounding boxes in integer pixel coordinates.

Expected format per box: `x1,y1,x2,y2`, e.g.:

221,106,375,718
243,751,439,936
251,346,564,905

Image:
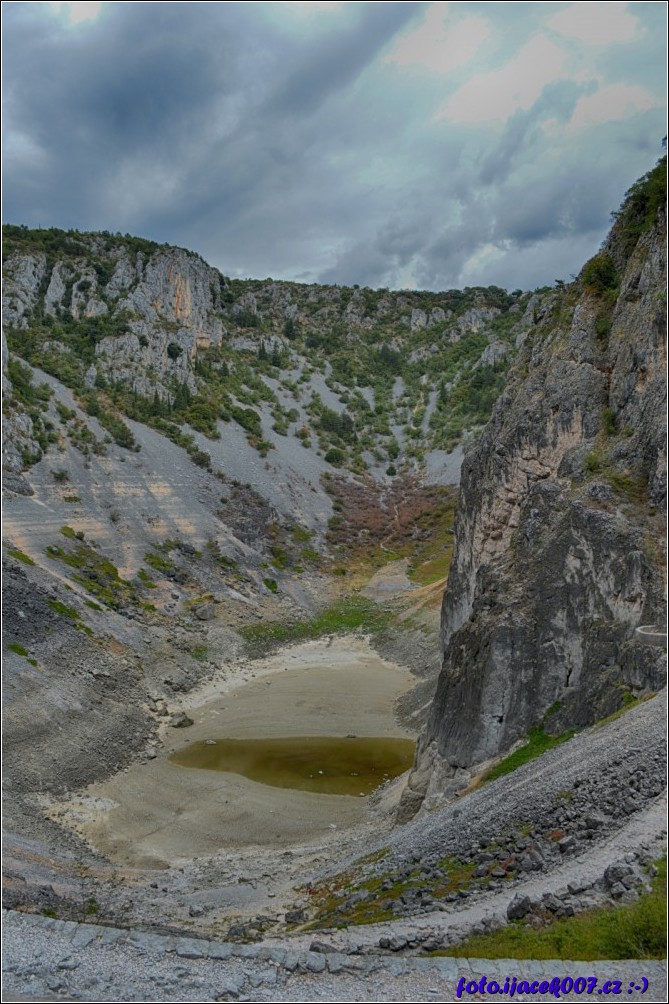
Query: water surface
170,735,415,796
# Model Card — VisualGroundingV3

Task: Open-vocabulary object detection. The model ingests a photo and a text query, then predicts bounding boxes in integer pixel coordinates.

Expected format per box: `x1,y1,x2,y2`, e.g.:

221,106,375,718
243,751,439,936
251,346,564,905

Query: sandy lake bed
49,636,417,868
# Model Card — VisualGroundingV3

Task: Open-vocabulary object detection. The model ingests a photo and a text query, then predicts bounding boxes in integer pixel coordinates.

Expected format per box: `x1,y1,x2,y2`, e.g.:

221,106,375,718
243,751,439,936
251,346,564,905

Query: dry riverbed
45,636,417,869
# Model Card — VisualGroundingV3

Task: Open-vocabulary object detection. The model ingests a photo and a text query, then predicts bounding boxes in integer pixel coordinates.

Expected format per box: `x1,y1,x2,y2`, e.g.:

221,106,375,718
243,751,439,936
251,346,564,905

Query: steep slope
400,159,667,817
2,225,530,482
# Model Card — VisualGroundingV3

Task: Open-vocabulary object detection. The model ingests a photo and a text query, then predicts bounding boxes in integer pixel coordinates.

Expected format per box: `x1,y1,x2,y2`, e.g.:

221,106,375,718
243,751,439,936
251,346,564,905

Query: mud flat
49,637,417,868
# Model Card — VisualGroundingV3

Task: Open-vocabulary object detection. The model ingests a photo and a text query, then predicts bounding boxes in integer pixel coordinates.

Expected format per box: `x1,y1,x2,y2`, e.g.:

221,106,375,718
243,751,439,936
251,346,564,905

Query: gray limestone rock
402,200,667,815
169,712,194,728
507,894,532,920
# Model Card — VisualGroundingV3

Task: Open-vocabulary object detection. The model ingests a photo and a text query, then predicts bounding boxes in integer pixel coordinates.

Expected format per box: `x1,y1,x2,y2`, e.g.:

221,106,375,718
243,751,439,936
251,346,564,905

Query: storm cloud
3,1,666,290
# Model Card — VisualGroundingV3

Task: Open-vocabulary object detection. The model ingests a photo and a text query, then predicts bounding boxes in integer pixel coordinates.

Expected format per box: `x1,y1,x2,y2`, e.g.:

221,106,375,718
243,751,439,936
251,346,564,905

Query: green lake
170,735,415,796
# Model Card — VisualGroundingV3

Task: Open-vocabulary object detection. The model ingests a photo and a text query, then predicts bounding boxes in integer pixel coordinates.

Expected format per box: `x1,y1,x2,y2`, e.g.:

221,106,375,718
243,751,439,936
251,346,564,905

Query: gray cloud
3,1,666,291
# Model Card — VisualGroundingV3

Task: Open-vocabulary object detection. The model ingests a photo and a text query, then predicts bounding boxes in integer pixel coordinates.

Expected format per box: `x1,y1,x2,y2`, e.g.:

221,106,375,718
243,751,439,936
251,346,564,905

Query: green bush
602,407,617,436
581,253,617,294
325,447,345,465
613,155,667,250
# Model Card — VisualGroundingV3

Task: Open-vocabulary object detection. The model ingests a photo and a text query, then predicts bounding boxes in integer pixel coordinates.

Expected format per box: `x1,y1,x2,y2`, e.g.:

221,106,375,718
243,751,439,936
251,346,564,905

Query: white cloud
566,82,658,132
547,2,639,46
460,241,505,280
387,4,491,76
438,34,568,124
50,2,102,25
5,128,48,170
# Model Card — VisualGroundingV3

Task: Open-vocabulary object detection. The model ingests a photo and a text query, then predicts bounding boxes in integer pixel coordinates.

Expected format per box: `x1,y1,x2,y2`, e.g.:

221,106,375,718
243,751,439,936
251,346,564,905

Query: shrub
581,253,617,294
167,342,183,360
602,407,617,436
325,447,345,466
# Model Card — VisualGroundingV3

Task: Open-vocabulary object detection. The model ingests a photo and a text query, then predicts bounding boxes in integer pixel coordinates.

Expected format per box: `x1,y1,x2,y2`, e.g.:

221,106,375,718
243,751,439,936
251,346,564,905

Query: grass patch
144,551,175,574
596,691,657,728
7,548,35,566
191,644,208,661
307,853,483,929
9,642,29,657
45,541,136,610
48,599,79,619
482,727,576,784
433,857,666,960
606,471,647,505
240,595,392,652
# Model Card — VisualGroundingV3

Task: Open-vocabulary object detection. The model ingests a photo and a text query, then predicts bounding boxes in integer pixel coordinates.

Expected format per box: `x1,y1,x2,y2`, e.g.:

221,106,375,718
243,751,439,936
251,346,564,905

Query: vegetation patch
240,595,393,653
306,853,487,929
613,155,666,253
45,540,137,610
433,858,666,961
144,551,176,575
48,599,79,619
8,642,30,657
482,727,576,784
7,548,35,566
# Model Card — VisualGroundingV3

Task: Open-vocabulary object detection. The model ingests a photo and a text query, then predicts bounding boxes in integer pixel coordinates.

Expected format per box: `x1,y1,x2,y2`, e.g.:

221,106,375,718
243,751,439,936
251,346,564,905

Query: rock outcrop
400,165,667,818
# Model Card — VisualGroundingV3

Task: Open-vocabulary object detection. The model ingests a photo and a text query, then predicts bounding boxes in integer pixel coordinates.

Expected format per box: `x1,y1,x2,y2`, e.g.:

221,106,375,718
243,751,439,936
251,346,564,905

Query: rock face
4,241,226,398
400,183,667,817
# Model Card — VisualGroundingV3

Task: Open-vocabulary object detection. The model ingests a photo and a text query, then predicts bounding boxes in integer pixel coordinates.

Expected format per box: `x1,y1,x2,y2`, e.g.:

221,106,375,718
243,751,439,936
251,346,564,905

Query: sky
2,1,667,291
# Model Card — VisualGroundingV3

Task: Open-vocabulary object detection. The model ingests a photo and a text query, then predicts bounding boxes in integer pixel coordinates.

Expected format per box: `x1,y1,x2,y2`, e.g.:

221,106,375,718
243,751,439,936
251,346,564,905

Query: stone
70,924,102,948
309,941,337,953
209,942,233,961
605,862,634,885
216,976,245,1000
194,603,215,621
304,952,327,973
169,712,194,728
507,894,532,920
175,936,207,958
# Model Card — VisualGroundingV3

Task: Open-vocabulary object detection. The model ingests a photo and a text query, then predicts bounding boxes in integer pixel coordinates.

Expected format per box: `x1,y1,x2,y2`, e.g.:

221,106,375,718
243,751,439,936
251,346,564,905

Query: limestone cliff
400,161,667,818
2,227,528,478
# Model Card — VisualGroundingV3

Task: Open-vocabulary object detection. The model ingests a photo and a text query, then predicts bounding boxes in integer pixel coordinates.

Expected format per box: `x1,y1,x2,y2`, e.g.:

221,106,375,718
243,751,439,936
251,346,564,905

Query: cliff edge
401,159,667,818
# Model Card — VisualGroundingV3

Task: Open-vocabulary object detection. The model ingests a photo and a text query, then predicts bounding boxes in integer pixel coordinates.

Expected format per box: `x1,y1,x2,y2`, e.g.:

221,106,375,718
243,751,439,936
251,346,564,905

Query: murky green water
169,735,415,796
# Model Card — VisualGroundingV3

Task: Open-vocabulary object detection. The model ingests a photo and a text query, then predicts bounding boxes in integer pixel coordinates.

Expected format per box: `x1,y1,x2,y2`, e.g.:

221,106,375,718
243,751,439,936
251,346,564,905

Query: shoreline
44,635,418,868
